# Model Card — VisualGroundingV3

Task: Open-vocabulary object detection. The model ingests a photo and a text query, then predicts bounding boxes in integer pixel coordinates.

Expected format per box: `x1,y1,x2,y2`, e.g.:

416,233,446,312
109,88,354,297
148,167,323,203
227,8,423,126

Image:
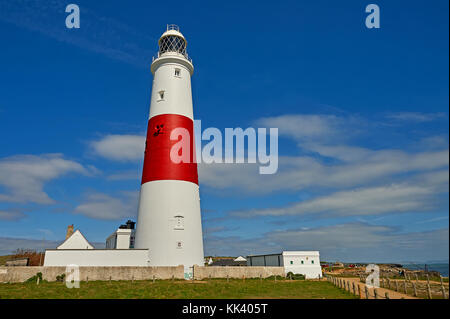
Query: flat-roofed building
247,251,322,279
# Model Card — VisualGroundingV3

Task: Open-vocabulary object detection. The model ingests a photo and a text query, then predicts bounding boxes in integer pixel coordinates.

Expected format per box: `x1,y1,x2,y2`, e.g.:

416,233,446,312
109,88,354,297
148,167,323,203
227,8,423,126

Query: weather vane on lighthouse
134,25,204,272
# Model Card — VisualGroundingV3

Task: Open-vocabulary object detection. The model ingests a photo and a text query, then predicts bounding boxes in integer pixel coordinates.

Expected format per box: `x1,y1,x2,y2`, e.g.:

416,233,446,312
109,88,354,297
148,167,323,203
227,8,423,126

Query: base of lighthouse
134,180,204,267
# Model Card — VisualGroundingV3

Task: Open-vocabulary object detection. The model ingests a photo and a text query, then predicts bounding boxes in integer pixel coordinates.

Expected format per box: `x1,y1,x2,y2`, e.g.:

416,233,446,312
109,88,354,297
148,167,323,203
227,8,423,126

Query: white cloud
0,210,25,221
0,153,91,204
199,149,448,194
106,170,140,181
255,114,348,142
74,191,139,220
386,112,446,122
230,174,447,217
89,134,145,162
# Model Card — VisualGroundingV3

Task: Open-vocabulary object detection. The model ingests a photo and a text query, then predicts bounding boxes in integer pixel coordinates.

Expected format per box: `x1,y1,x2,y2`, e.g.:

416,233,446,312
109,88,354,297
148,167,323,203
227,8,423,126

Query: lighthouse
134,25,204,269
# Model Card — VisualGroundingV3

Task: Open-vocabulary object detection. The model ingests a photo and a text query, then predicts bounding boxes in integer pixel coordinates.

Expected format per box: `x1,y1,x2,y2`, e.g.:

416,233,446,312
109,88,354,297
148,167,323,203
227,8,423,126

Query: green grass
0,255,12,266
0,279,357,299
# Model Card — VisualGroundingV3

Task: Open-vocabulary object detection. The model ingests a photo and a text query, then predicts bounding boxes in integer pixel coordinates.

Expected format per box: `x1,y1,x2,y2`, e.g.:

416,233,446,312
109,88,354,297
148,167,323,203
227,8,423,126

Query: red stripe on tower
141,113,198,185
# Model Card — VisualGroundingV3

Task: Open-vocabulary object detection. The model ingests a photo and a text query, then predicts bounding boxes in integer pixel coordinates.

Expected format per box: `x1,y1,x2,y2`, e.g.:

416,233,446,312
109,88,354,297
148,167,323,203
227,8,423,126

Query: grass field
0,255,12,266
0,279,358,299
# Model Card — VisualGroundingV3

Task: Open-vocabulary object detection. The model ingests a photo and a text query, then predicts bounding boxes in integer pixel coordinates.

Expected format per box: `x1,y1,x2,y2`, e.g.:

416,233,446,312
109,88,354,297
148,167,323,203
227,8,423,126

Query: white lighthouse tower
134,25,204,271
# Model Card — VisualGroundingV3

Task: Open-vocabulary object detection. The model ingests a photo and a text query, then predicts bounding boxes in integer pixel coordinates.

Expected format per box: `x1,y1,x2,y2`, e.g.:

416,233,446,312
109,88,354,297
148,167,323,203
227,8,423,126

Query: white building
44,223,149,267
247,251,323,279
234,256,247,262
105,220,136,249
56,229,94,250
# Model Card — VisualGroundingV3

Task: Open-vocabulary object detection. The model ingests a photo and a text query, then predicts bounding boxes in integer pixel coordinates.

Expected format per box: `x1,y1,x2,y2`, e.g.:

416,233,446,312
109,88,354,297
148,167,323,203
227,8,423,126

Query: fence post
152,275,155,283
395,280,399,292
352,282,356,295
365,286,369,299
427,282,432,299
440,276,447,299
227,274,229,282
415,273,418,282
260,274,262,282
131,276,134,284
86,276,89,283
387,278,390,289
412,282,417,297
404,280,408,294
374,288,378,299
385,292,389,299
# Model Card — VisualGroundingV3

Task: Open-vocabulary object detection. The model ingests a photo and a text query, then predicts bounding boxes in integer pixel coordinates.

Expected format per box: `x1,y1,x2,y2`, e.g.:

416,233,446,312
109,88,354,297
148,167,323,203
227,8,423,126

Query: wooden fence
327,274,449,299
359,273,448,299
327,275,389,299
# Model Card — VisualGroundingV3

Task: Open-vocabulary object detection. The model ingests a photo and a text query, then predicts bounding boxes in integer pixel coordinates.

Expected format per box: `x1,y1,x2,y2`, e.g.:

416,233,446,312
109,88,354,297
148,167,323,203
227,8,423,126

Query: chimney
66,224,74,239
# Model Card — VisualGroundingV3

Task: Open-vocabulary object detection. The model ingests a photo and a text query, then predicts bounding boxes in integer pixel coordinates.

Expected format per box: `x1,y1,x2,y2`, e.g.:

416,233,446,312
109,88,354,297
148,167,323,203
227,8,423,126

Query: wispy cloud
386,112,447,123
230,174,447,218
0,153,94,204
0,0,157,67
0,210,26,221
74,191,139,220
89,134,145,162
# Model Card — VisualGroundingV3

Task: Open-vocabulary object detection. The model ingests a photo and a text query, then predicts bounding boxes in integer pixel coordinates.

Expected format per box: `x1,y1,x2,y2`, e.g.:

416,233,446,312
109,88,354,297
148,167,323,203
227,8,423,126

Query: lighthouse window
176,241,183,249
158,90,165,100
174,68,181,77
174,215,184,230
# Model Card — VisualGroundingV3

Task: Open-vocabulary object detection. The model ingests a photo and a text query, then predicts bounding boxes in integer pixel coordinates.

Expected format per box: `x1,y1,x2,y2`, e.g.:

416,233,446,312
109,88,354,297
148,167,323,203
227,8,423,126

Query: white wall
44,249,150,267
282,251,322,279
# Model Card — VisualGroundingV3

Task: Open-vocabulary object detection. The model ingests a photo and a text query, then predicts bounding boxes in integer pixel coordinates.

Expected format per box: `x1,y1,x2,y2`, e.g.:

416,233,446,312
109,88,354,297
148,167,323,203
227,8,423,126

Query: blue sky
0,0,448,263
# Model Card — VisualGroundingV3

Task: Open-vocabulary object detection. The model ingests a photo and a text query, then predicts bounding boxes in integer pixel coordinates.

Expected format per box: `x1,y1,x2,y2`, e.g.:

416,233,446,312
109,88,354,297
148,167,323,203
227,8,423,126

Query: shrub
286,272,306,280
56,273,66,282
25,272,46,283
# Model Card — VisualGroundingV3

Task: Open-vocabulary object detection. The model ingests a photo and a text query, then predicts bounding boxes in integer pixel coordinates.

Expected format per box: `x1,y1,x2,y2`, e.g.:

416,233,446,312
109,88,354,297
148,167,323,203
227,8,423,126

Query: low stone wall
0,266,184,283
193,266,285,280
0,266,286,283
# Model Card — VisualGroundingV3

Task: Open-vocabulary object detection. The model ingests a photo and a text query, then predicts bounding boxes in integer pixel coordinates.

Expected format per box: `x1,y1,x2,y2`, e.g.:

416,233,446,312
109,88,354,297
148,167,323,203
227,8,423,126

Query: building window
290,261,293,265
174,68,181,77
311,260,314,264
301,260,304,264
176,241,183,249
158,90,165,100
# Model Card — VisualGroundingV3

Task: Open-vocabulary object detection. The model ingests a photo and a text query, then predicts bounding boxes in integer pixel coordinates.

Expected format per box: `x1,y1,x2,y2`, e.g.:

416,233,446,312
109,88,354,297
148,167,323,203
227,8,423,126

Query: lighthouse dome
158,24,188,57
